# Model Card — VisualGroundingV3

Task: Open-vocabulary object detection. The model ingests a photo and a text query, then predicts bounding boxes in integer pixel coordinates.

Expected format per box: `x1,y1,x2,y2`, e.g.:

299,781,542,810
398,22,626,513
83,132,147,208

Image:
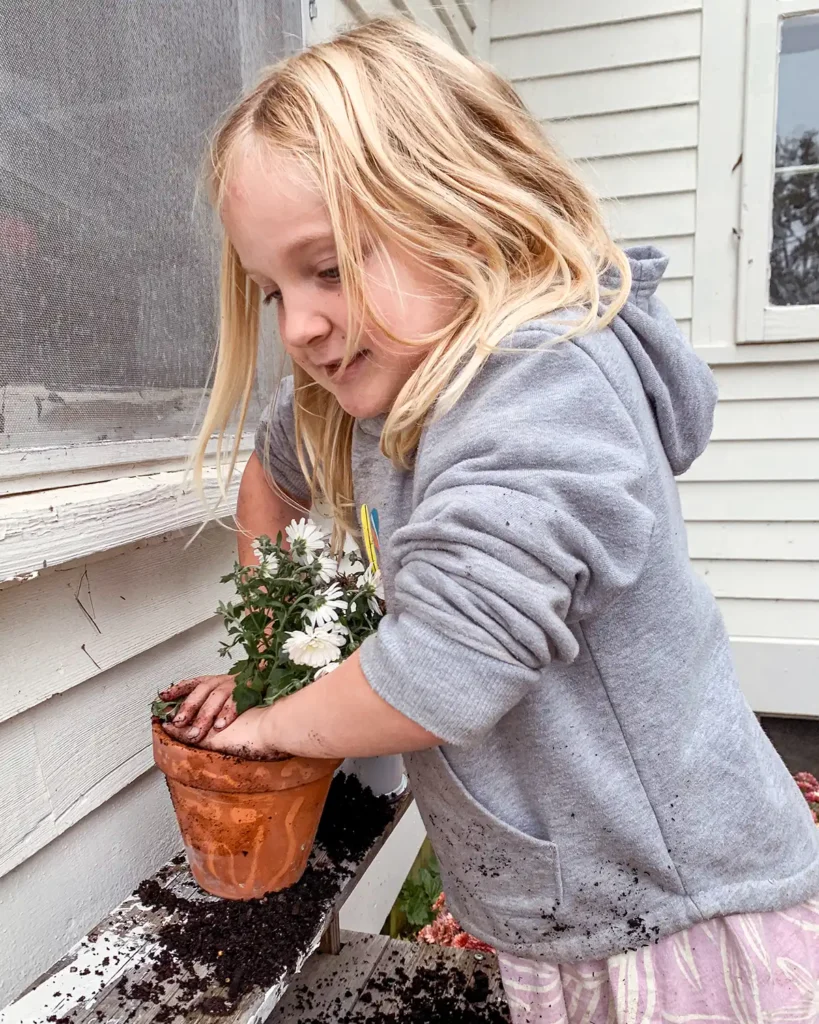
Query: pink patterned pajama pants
497,900,819,1023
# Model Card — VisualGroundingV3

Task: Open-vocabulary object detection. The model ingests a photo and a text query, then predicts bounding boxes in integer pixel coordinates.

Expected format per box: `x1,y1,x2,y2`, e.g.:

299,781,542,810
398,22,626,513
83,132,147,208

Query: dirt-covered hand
190,706,277,758
160,675,239,744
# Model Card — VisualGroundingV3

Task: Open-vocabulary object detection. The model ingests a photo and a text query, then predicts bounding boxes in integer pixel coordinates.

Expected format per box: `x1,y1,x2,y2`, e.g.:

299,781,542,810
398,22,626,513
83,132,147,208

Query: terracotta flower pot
152,723,342,900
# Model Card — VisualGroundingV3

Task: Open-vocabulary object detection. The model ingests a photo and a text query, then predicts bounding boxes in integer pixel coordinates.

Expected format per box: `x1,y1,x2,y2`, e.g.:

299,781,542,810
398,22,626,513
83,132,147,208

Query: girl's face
221,147,461,419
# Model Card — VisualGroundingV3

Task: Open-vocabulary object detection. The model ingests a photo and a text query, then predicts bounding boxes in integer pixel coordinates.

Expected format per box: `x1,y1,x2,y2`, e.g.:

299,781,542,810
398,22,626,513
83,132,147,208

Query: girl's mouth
323,348,370,381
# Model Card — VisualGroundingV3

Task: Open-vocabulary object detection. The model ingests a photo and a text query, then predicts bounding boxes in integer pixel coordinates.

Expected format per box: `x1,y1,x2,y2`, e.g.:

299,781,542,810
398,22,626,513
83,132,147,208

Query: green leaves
212,527,384,720
151,698,182,722
233,685,263,714
398,862,443,928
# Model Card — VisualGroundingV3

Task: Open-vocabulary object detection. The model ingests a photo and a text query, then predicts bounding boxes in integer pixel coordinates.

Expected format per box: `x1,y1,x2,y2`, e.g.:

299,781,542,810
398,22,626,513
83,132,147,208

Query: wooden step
268,931,509,1023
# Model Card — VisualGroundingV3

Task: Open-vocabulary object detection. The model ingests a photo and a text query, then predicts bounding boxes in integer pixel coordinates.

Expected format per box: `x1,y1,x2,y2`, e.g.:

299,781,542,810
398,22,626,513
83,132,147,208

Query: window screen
0,0,296,450
771,13,819,307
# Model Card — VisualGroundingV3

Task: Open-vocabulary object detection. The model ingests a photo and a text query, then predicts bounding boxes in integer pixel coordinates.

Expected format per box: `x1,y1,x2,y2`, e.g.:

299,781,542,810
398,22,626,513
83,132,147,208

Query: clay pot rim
152,718,292,766
152,721,343,793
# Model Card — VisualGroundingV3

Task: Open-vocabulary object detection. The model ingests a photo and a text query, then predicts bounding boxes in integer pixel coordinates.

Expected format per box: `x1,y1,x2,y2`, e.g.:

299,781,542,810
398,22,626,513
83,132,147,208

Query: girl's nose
280,304,333,352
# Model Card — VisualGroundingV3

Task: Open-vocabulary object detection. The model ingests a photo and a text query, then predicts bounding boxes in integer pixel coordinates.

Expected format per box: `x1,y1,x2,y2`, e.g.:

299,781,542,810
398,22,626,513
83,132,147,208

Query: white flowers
304,583,347,627
316,553,338,583
338,548,365,575
283,625,347,668
251,539,279,574
357,565,383,615
286,518,326,565
314,661,340,680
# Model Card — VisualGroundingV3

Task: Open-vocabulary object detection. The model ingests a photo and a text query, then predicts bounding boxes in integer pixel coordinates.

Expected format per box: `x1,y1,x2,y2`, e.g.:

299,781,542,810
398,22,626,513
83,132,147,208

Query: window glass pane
770,15,819,305
1,2,289,450
771,169,819,306
775,14,819,168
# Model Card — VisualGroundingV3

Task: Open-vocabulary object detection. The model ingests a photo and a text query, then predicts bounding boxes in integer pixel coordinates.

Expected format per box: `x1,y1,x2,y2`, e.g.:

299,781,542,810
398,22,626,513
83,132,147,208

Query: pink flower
416,893,494,953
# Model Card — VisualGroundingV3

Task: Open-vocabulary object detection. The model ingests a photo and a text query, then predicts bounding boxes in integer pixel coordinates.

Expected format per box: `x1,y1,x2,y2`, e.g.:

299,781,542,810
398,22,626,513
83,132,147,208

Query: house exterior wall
489,0,819,718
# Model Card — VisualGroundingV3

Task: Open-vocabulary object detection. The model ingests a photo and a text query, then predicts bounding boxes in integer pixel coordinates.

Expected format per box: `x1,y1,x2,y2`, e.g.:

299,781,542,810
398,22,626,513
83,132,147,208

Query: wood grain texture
0,528,236,723
0,618,227,878
268,931,505,1023
0,465,242,583
0,435,254,496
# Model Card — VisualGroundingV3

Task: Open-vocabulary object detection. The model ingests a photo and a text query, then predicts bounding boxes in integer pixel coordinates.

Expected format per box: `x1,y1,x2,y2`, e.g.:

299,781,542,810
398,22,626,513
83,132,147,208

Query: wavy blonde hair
194,16,630,540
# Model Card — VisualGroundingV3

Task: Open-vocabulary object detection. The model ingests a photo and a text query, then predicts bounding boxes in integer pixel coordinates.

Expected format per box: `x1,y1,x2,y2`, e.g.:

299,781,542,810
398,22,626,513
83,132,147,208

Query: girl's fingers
171,677,230,726
213,695,239,732
186,682,236,741
159,677,207,701
161,721,191,743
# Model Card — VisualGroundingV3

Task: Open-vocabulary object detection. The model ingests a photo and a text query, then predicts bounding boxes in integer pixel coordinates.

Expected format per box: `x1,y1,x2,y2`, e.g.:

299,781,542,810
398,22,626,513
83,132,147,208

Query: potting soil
285,957,511,1023
109,772,395,1018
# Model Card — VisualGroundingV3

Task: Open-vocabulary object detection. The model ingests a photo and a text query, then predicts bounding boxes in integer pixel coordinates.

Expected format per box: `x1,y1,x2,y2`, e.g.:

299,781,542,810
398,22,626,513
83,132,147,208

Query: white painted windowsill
0,464,245,586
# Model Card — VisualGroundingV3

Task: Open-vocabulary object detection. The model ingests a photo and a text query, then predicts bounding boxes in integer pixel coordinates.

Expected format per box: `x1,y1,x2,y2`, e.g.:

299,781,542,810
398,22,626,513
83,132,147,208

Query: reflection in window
771,14,819,306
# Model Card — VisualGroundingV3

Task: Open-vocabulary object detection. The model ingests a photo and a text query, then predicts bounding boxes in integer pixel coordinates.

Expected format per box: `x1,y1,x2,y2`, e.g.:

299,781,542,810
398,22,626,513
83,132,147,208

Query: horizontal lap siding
338,0,478,52
0,521,236,1000
490,8,699,326
683,361,819,709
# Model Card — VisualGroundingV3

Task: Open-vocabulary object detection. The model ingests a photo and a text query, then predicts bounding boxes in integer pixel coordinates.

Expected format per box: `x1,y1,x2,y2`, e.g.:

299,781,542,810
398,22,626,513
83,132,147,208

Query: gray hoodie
257,247,819,961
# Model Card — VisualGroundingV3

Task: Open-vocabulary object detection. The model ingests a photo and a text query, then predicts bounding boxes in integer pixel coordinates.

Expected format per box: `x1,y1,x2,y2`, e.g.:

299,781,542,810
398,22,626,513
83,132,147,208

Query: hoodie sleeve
254,376,312,505
358,335,656,746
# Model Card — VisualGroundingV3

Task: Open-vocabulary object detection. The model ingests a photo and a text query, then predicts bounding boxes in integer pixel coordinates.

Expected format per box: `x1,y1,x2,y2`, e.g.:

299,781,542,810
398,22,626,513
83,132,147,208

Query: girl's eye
263,291,282,306
319,266,340,283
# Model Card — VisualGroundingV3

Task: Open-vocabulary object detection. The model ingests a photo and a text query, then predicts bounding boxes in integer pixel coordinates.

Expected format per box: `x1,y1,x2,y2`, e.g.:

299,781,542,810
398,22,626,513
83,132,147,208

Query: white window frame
737,0,819,343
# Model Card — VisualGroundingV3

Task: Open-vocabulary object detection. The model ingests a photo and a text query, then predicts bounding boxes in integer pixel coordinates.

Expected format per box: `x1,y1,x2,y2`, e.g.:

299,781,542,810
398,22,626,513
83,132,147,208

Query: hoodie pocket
405,747,563,948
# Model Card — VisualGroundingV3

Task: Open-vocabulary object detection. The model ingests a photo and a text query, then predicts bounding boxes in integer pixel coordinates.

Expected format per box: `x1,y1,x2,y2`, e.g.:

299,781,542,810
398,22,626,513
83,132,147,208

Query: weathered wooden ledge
268,930,508,1023
2,790,412,1024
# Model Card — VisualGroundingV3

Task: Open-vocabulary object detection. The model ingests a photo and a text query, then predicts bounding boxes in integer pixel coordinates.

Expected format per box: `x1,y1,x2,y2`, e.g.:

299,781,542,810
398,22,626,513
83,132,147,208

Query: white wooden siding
490,3,699,324
492,13,702,80
490,0,819,715
0,771,179,1009
317,0,485,54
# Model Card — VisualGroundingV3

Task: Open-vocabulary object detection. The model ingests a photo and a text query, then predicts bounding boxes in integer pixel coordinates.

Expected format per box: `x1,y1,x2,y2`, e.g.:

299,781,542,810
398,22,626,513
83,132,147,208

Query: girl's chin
336,392,391,419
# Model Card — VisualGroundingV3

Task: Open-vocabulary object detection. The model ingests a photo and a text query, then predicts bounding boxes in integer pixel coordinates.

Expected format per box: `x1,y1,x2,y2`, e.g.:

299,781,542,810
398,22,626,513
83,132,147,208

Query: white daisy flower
285,518,327,565
283,624,346,668
251,539,279,574
357,565,383,615
316,553,338,583
314,661,340,680
338,547,365,575
304,583,347,628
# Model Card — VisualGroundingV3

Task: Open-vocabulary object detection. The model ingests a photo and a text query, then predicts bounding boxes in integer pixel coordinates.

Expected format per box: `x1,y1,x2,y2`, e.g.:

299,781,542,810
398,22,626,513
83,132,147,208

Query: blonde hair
194,16,630,540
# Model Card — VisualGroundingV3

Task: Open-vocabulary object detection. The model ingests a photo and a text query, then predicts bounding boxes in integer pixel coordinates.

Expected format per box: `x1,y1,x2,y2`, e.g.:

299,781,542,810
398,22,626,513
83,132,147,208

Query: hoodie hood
602,246,718,476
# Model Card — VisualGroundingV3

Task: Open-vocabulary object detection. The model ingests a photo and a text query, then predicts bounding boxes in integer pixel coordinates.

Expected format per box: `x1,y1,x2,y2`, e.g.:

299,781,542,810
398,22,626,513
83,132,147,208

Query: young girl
161,18,819,1020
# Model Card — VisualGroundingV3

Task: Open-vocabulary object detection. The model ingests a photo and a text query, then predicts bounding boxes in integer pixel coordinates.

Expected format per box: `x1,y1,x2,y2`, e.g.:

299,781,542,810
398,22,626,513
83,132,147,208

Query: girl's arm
236,450,306,565
195,649,441,759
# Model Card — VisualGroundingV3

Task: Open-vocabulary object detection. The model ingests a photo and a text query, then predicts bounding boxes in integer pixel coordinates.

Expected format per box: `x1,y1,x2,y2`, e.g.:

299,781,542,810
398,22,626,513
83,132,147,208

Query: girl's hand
160,675,239,744
190,706,276,758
